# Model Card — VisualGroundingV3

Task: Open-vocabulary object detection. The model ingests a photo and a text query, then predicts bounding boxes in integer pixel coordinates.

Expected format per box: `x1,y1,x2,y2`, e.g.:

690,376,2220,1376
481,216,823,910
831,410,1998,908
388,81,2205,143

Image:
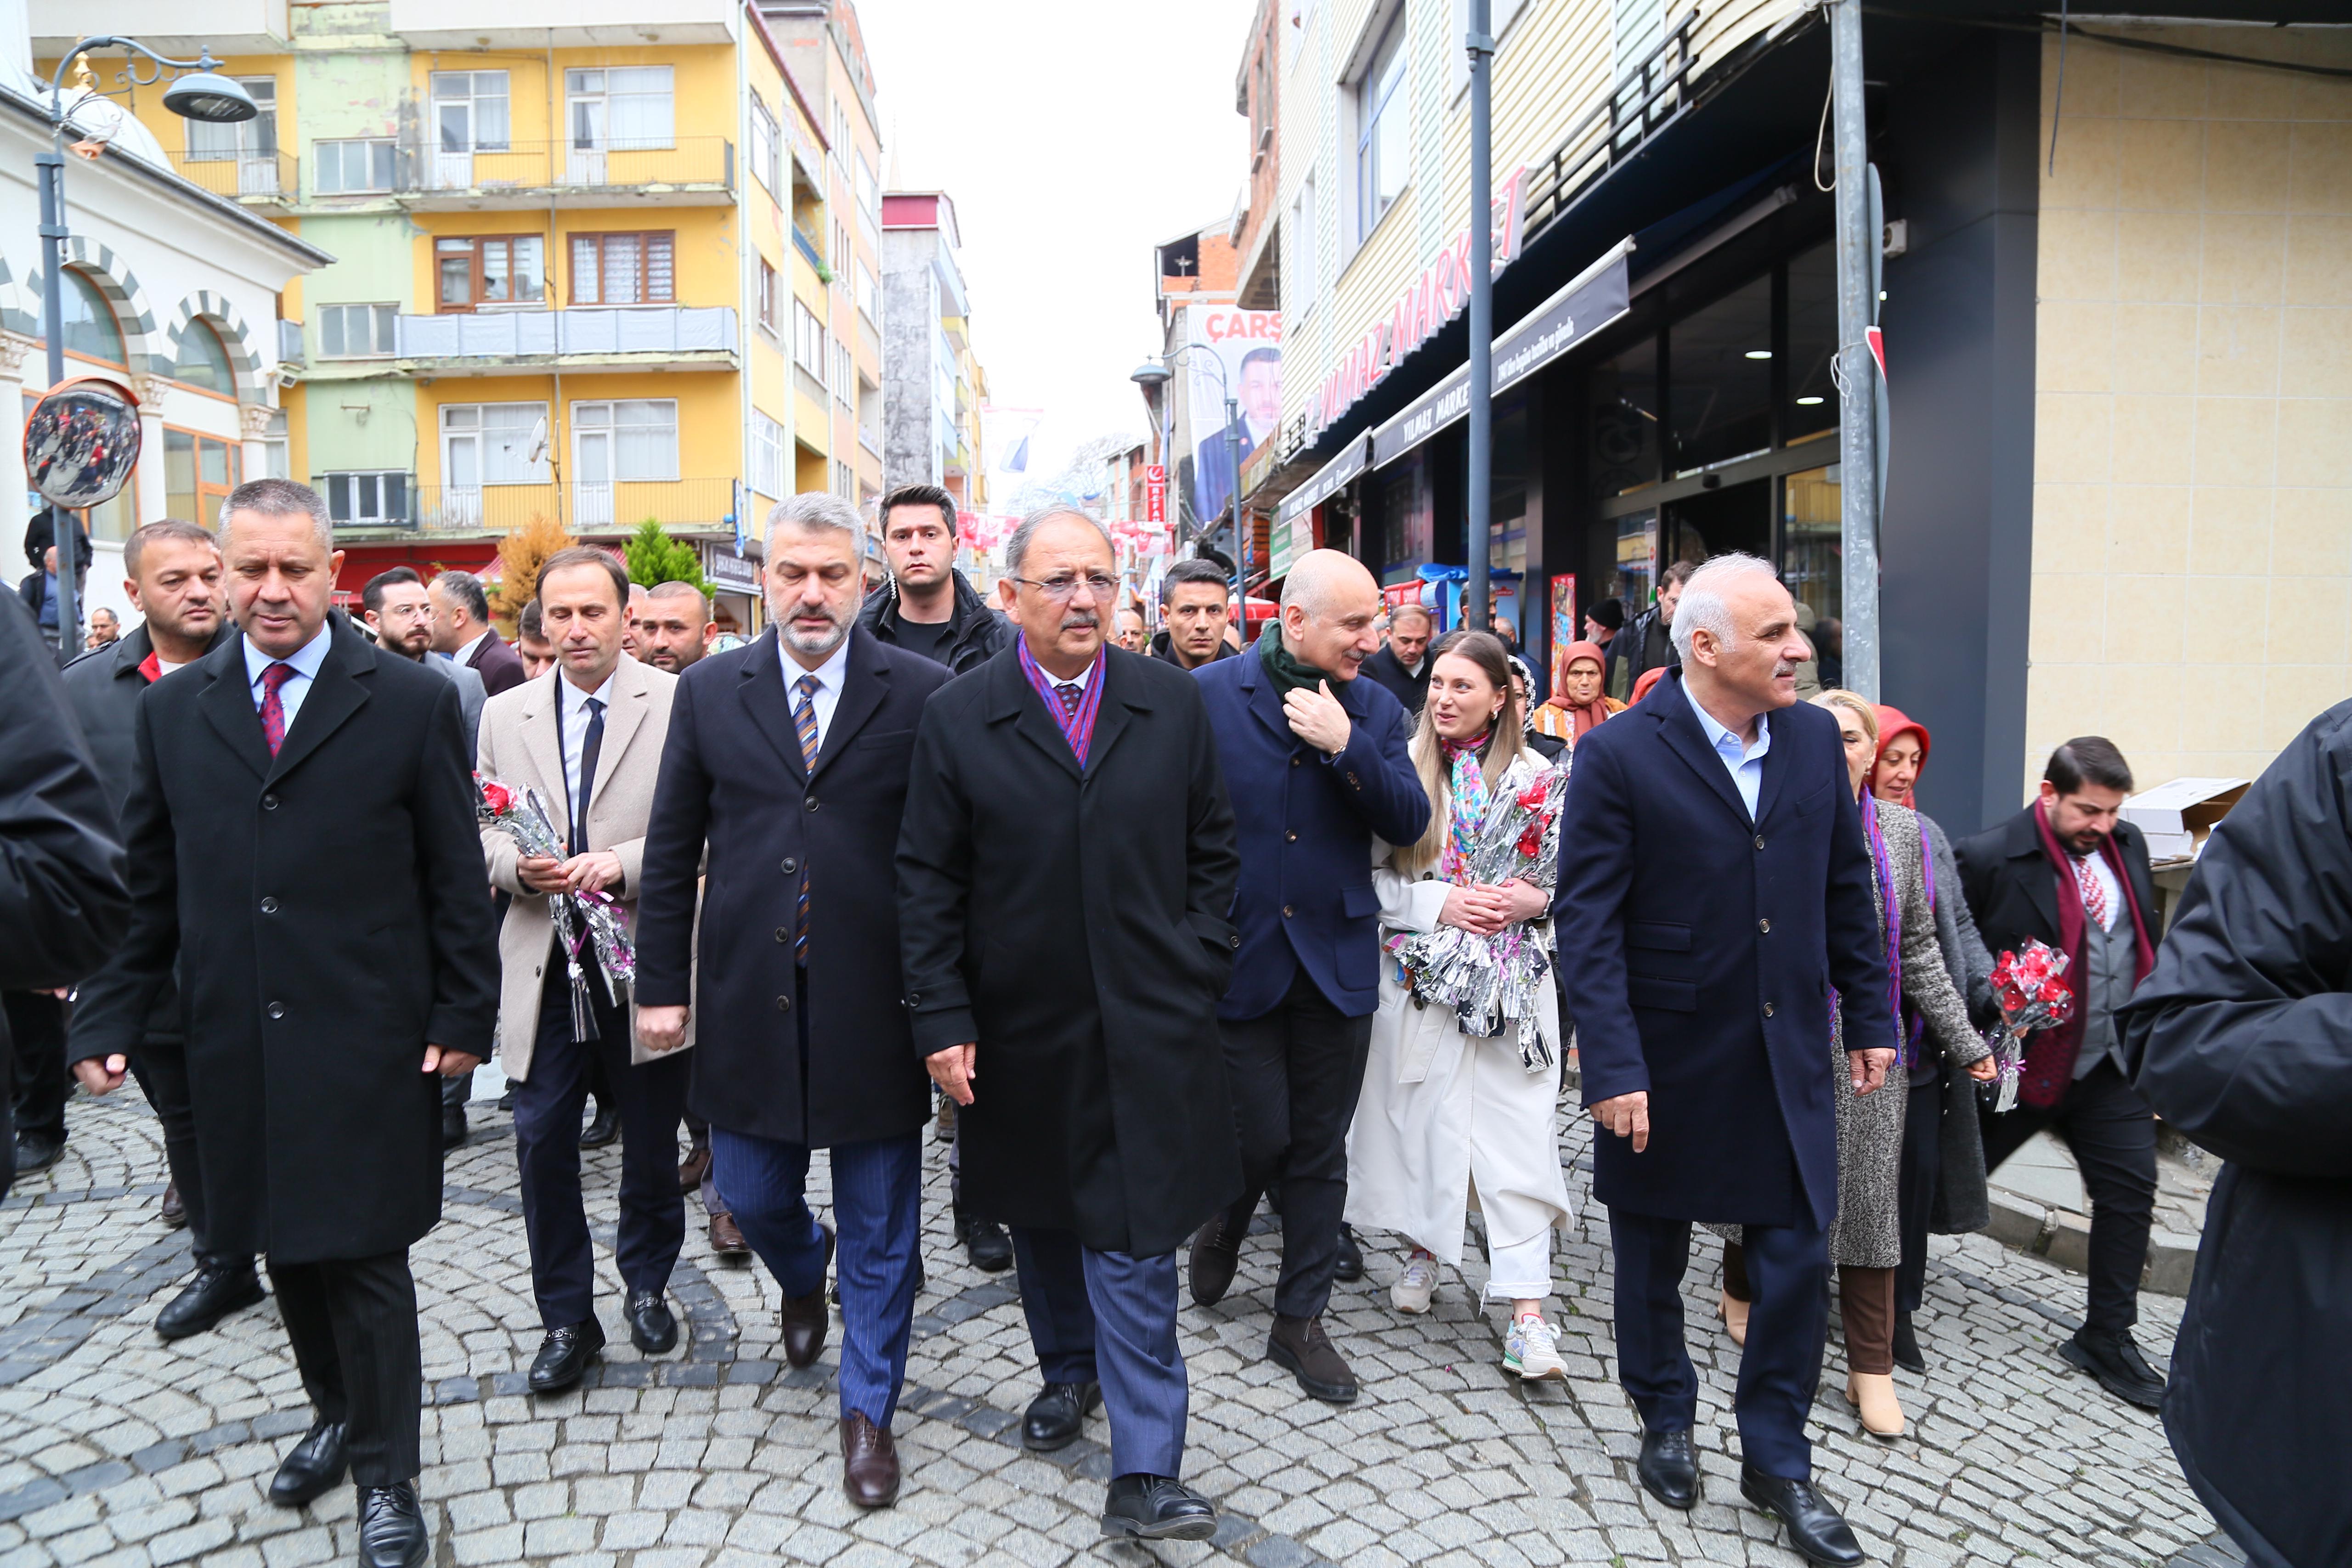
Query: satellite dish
24,378,142,509
525,415,549,466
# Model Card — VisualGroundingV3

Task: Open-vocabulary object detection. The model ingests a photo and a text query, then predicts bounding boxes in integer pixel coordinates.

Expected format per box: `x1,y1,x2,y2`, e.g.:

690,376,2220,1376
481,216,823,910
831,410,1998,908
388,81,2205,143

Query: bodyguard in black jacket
858,485,1012,675
2121,705,2352,1568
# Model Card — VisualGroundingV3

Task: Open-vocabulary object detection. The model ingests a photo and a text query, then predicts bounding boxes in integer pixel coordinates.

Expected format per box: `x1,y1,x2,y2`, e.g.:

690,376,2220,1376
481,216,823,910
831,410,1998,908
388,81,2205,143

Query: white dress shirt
779,634,855,752
451,626,494,667
1040,655,1098,707
1682,676,1772,821
554,668,617,833
242,621,334,733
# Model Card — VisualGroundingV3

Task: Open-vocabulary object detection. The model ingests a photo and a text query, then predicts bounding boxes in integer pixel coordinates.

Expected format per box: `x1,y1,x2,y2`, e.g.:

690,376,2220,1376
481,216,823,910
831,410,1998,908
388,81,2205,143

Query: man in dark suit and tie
635,492,950,1510
898,504,1242,1543
1555,553,1895,1568
1187,548,1426,1404
430,567,526,696
70,479,499,1568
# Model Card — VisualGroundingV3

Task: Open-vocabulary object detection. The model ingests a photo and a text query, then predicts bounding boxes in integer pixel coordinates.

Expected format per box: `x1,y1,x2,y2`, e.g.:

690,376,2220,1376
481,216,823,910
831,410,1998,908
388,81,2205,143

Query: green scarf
1257,630,1329,700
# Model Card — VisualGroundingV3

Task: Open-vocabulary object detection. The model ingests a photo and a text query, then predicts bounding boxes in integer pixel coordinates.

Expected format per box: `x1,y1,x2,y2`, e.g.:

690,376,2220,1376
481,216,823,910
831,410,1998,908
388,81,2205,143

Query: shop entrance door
1659,476,1770,569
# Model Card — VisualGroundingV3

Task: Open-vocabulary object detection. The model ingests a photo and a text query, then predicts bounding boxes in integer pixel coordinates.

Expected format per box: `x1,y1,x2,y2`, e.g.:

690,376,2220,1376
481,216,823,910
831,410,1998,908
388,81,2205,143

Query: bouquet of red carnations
477,774,636,1041
1982,938,2074,1114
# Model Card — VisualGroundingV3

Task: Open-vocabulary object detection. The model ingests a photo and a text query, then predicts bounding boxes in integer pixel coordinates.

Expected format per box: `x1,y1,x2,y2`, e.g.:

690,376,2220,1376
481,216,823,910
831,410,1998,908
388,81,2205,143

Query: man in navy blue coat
1187,550,1427,1405
1555,553,1895,1568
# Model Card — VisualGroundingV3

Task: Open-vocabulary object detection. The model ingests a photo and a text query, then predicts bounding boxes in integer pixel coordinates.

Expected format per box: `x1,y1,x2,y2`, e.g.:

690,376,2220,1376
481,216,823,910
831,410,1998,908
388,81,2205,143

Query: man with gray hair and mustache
634,492,952,1509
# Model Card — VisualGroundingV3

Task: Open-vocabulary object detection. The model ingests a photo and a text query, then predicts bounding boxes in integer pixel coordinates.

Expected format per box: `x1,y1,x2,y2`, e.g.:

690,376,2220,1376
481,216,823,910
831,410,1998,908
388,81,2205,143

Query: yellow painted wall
2025,26,2352,797
408,206,738,311
402,45,736,147
412,371,742,489
46,52,297,158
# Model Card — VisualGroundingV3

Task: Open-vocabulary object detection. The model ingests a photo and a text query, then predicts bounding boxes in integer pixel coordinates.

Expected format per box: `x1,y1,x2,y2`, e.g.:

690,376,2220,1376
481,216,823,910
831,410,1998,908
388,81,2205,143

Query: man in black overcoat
2120,705,2352,1568
69,479,498,1568
898,504,1241,1544
635,492,950,1510
1555,554,1894,1568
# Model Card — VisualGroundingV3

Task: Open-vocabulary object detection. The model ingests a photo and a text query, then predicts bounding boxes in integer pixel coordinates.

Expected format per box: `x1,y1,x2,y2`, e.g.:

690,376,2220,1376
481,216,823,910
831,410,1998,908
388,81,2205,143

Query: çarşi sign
1306,165,1528,440
1370,239,1634,470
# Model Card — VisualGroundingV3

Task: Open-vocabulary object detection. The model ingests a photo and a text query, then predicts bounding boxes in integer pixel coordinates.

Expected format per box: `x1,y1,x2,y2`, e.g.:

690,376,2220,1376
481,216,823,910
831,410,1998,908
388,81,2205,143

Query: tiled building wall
2027,25,2352,802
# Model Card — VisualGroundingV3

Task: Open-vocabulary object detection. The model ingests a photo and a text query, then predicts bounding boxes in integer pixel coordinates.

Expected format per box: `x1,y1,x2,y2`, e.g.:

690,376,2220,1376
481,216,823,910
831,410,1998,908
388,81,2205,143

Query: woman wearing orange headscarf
1868,704,2000,1379
1531,641,1623,748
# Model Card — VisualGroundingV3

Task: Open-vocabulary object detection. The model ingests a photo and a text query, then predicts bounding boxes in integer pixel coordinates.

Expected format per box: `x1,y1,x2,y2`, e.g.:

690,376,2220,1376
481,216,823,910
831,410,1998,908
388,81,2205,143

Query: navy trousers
713,1126,922,1428
512,964,689,1329
1611,1209,1829,1481
1009,1227,1187,1479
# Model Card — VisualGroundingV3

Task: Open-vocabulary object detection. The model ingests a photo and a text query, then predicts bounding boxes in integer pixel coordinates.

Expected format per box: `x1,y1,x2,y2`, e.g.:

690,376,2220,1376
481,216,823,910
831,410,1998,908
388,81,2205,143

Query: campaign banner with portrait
1185,304,1281,530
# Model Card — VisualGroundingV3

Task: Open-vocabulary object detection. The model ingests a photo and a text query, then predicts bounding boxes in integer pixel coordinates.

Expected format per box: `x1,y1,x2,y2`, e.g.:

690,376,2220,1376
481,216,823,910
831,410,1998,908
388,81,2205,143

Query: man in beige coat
477,546,690,1394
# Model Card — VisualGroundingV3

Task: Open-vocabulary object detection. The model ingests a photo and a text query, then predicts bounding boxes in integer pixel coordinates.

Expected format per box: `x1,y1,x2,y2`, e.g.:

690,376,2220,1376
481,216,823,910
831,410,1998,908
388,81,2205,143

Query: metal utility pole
1223,392,1245,614
1464,0,1495,633
36,143,76,663
1830,0,1880,699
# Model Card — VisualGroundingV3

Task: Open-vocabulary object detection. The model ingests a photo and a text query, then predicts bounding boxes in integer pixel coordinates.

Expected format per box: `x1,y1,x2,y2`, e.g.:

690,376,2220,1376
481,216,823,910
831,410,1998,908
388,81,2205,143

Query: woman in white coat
1346,630,1576,1381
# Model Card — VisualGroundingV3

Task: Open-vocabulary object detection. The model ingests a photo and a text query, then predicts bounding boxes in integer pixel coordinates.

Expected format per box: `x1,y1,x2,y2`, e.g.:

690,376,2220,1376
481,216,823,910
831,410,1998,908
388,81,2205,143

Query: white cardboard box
2122,777,2248,861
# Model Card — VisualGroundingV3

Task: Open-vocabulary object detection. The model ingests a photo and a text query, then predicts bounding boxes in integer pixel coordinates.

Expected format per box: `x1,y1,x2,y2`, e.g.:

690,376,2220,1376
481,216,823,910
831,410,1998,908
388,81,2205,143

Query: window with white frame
570,232,675,306
187,77,277,160
793,300,825,381
263,409,289,480
314,138,396,194
322,470,408,524
571,399,678,482
441,402,548,487
1354,13,1408,243
855,152,880,216
855,260,879,322
752,412,785,500
431,71,509,152
857,376,882,453
749,98,780,194
758,259,780,335
832,220,850,280
566,66,674,150
319,303,396,358
833,339,854,406
1289,173,1317,314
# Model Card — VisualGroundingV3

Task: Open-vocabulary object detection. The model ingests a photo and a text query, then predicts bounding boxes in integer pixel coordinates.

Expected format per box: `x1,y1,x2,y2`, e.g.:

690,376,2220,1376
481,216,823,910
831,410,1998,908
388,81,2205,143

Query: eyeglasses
1008,573,1118,603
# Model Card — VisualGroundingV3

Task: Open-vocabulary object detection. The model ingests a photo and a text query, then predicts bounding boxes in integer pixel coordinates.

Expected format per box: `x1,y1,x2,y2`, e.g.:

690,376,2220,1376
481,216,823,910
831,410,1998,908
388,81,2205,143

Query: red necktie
258,663,297,756
2072,854,2109,929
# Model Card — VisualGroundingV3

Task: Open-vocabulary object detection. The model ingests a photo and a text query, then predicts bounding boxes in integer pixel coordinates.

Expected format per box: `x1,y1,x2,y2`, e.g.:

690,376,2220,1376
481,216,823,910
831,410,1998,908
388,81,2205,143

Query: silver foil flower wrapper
477,774,638,1040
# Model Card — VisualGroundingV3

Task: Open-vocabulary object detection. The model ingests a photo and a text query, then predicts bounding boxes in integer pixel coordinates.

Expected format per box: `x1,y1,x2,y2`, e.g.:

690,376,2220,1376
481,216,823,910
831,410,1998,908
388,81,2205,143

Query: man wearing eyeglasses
899,504,1242,1543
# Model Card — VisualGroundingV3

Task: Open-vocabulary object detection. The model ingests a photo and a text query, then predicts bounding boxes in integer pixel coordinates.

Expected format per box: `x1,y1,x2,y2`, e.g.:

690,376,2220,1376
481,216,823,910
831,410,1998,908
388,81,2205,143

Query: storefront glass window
1380,450,1431,576
1589,336,1658,499
1611,509,1657,611
1667,277,1772,475
1784,240,1838,442
1781,463,1841,631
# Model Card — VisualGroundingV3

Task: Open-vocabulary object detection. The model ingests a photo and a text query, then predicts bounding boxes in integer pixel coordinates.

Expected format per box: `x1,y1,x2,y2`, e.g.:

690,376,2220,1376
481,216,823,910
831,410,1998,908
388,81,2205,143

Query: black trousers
271,1249,422,1486
128,1038,245,1264
5,992,67,1144
1982,1055,2156,1333
512,962,688,1329
1894,1069,1942,1316
1217,969,1373,1320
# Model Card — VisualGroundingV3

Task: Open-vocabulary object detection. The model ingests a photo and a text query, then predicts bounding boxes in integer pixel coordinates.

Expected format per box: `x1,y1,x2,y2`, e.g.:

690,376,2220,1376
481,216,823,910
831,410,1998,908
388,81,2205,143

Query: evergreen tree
625,519,712,598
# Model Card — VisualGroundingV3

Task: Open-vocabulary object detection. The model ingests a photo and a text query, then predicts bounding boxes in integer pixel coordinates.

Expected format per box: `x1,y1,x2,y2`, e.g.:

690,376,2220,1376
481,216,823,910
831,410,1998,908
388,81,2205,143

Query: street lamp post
1131,350,1246,620
1464,0,1495,635
34,39,256,663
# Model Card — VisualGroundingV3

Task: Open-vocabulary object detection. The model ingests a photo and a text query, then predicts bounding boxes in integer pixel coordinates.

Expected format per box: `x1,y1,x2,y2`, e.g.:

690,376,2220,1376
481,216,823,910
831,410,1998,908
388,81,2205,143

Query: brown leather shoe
780,1224,835,1368
159,1182,187,1230
839,1412,900,1507
709,1210,751,1262
1268,1313,1359,1403
678,1142,712,1195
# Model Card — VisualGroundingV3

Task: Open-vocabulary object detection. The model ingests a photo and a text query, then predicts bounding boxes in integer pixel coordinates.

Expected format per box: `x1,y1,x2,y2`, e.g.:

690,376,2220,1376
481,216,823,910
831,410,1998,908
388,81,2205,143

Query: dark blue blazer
1552,668,1895,1231
1196,650,1428,1021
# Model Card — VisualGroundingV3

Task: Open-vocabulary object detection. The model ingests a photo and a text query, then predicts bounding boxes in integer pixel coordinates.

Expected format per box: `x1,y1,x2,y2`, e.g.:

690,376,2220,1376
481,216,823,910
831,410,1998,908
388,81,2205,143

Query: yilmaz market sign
1304,166,1528,440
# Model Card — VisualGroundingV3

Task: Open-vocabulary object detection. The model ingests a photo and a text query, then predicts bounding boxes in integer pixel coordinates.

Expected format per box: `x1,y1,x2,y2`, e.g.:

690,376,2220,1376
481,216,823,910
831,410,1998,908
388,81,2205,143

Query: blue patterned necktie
793,673,821,961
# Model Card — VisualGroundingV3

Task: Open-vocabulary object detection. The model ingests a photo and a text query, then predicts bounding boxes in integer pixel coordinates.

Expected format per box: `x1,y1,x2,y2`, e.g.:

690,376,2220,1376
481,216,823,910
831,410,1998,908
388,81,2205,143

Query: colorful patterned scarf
1858,786,1908,1063
1439,733,1491,884
1017,637,1105,768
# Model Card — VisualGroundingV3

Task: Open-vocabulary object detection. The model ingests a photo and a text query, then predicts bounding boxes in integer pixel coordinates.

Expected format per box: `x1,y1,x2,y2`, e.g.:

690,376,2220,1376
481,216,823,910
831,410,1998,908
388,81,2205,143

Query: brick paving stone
0,1089,2224,1566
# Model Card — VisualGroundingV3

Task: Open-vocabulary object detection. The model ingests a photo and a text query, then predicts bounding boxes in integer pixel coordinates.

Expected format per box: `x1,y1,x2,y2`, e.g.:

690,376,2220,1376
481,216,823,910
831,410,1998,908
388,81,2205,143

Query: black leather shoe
1891,1312,1925,1375
1022,1380,1101,1451
626,1290,677,1354
1741,1464,1865,1566
1333,1223,1364,1283
958,1207,1012,1272
158,1182,187,1230
266,1420,346,1508
1268,1313,1358,1403
156,1258,266,1341
578,1106,619,1149
1188,1205,1246,1308
441,1105,467,1151
2060,1326,2165,1410
356,1482,429,1568
527,1319,606,1393
1637,1427,1699,1510
1101,1473,1217,1541
12,1133,62,1173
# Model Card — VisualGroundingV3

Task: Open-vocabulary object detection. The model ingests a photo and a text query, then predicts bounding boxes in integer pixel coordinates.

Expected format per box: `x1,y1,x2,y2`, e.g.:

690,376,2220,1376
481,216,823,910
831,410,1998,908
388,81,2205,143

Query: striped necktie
793,672,821,960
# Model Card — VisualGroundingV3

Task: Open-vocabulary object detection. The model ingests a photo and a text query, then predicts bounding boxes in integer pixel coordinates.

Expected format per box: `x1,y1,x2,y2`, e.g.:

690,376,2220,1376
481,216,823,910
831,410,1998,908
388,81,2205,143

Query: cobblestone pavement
2,1089,2220,1568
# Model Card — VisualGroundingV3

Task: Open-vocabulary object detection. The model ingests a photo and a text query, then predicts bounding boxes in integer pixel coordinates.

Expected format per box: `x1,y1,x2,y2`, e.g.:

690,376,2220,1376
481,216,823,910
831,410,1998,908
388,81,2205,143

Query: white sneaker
1504,1314,1566,1380
1391,1253,1440,1314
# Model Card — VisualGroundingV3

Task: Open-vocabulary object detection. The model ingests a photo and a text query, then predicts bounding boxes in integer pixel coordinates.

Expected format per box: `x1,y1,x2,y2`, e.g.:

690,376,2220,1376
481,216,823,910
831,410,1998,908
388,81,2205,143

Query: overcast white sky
856,0,1261,506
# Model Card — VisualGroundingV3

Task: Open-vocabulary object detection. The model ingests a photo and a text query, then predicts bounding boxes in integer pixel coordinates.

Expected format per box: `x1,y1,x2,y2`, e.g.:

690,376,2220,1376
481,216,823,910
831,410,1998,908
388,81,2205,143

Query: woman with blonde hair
1346,630,1575,1382
1716,690,1982,1438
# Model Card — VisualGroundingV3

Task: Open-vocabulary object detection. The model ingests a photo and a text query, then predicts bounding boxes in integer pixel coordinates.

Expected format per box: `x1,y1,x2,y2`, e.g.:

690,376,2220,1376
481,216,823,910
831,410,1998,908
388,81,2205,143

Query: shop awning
1274,433,1372,529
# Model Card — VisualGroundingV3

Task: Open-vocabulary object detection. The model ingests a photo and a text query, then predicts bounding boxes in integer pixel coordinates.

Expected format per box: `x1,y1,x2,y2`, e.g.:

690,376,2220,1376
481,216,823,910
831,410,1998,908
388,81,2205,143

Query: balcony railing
400,137,733,199
394,306,737,364
403,478,741,534
1523,10,1699,238
170,149,298,201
